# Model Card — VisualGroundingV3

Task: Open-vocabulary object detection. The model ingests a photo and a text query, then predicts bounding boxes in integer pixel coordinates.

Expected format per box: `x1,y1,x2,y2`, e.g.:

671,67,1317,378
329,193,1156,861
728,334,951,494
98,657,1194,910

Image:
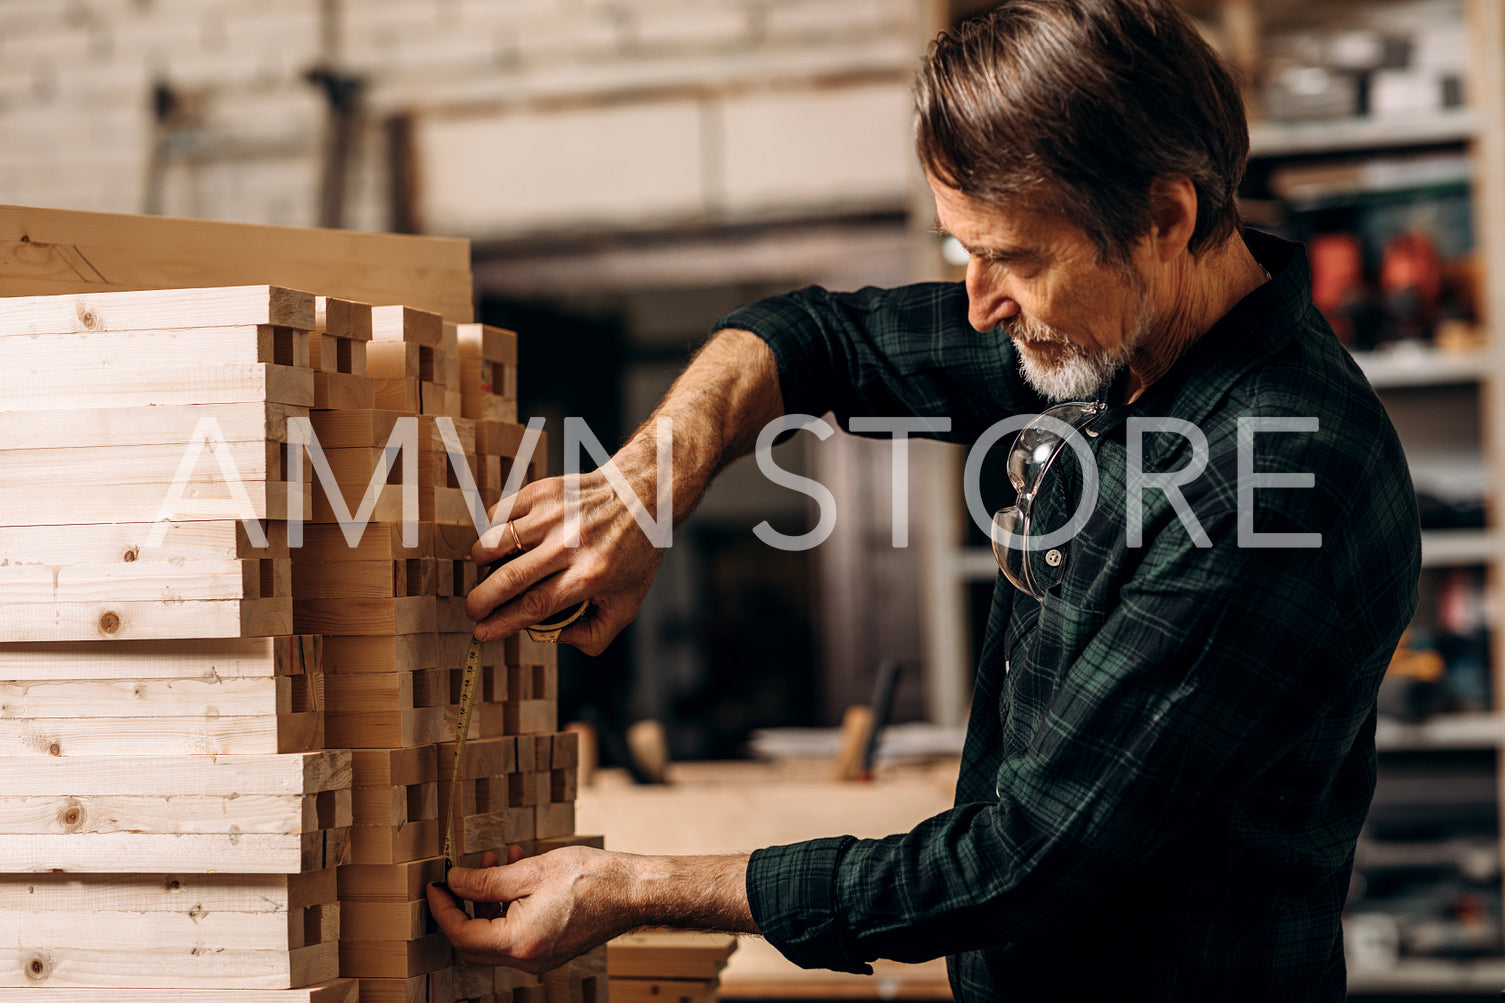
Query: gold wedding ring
507,521,525,554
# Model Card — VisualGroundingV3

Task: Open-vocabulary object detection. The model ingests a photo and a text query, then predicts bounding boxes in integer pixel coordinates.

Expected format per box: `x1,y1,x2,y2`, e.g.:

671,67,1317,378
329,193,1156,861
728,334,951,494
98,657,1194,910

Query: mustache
1005,315,1073,346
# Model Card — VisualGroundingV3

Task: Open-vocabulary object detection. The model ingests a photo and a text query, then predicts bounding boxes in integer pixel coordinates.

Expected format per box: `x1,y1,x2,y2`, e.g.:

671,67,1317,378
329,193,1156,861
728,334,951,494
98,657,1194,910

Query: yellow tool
442,591,590,875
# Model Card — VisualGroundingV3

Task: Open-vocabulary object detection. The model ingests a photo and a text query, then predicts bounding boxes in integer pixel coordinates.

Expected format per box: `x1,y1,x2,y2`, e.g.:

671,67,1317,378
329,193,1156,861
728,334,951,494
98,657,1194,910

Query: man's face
929,174,1155,400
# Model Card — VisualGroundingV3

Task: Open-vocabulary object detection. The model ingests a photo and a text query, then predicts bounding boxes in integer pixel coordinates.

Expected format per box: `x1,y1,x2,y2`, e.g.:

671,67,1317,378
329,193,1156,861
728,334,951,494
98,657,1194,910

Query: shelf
1250,109,1479,159
1421,530,1498,568
1347,957,1505,993
1376,713,1505,751
1353,347,1492,389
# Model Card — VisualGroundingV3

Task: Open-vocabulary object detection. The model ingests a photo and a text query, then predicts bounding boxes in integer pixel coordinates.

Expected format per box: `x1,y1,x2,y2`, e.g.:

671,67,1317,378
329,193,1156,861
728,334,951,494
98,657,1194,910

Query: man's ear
1147,174,1198,261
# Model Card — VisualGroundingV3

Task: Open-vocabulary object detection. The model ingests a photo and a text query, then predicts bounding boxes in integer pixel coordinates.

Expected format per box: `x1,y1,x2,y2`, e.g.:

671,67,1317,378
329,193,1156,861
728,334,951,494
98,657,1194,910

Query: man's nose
966,259,1020,332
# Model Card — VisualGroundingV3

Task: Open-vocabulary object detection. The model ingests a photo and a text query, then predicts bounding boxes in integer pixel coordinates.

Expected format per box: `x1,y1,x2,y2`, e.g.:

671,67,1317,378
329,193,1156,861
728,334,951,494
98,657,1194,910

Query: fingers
426,881,520,963
446,860,538,904
507,844,527,864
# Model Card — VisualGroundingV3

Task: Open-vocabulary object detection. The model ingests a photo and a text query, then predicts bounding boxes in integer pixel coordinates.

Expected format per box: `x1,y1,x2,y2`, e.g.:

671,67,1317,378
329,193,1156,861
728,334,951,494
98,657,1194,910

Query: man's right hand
466,459,666,654
463,328,784,655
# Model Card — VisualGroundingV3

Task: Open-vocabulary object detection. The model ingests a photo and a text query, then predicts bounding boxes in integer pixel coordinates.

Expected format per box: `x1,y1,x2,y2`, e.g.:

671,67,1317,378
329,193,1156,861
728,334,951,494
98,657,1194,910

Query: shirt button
1045,548,1063,567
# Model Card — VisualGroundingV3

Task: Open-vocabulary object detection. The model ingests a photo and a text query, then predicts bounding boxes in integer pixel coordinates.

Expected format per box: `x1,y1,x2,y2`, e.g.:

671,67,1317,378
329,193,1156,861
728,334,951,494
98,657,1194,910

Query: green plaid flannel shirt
715,230,1421,1001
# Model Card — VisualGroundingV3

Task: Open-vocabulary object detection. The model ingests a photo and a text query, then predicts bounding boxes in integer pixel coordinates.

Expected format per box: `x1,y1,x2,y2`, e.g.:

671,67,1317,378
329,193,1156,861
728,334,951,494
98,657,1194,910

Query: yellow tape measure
442,598,589,874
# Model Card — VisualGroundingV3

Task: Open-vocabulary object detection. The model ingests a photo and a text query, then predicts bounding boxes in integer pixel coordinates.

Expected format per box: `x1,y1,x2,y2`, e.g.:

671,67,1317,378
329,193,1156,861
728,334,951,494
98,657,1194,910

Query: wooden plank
505,699,557,736
315,296,374,342
609,977,717,1003
0,597,292,642
338,900,429,943
314,371,376,410
0,979,358,1001
0,438,286,483
0,869,337,913
0,480,306,528
0,203,472,322
372,305,443,348
0,752,349,796
0,558,286,604
0,829,350,874
0,325,310,369
607,933,738,981
296,521,430,562
0,520,287,566
0,364,313,411
352,781,438,828
338,933,450,979
294,596,434,636
0,675,291,719
0,286,313,335
0,634,318,681
348,817,441,864
0,404,304,450
336,856,445,903
0,941,338,989
307,409,405,449
0,711,319,757
0,907,325,951
351,745,440,791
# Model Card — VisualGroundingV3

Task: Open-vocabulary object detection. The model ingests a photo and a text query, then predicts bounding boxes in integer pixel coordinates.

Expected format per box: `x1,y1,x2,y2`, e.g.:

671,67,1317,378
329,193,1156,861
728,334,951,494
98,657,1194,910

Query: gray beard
1008,303,1151,401
1014,336,1129,400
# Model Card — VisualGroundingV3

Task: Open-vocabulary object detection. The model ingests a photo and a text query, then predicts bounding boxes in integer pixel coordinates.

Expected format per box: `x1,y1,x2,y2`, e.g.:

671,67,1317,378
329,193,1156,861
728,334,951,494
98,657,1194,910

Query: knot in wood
24,953,51,981
99,611,121,634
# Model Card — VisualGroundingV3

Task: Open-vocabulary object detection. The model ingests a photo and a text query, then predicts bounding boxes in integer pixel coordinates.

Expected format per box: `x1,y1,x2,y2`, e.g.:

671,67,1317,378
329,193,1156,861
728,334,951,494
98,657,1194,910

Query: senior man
429,1,1421,998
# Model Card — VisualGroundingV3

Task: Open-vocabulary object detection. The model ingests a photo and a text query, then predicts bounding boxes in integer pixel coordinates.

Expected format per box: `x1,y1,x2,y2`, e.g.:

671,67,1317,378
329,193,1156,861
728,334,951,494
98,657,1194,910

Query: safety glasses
991,401,1106,599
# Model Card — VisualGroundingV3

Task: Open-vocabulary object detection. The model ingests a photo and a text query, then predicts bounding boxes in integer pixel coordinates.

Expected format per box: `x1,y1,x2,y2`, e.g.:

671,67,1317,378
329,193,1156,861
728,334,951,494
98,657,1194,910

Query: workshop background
3,0,1505,996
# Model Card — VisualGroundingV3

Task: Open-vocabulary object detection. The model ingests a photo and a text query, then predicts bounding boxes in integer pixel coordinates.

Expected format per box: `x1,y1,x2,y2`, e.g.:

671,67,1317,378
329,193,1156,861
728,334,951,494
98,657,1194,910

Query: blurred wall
0,0,923,237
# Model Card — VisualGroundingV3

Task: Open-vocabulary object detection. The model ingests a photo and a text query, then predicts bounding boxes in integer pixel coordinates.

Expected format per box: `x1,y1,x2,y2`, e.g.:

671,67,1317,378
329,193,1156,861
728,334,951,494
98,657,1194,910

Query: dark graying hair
915,0,1248,262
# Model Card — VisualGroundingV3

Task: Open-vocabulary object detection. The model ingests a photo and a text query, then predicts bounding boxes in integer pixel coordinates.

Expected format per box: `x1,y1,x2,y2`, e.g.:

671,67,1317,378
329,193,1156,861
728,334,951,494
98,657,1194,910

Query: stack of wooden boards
0,280,599,1003
607,934,738,1003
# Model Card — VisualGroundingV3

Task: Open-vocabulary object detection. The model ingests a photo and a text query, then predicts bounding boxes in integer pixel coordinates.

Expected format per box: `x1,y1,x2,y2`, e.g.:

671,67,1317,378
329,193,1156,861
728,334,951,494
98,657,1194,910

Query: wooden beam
0,286,313,336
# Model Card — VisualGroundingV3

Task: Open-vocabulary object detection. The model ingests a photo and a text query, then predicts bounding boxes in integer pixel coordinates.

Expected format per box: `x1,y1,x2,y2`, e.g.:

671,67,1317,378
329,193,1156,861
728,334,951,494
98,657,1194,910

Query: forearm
613,328,783,526
626,852,758,934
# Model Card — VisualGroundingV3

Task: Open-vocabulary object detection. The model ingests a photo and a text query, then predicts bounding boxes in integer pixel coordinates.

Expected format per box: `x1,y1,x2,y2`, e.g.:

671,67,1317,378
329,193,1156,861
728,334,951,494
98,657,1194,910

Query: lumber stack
607,934,738,1003
0,286,354,998
0,267,602,1003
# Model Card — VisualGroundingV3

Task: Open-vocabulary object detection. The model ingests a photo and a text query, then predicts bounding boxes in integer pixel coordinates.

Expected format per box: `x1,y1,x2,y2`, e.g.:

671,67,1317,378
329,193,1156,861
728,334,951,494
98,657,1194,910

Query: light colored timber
371,305,443,348
336,857,446,903
0,403,305,450
0,285,313,335
0,674,304,719
339,933,451,979
0,363,313,411
0,520,288,566
0,791,348,837
438,736,517,781
0,203,472,323
339,899,429,943
326,706,447,750
0,978,358,1001
321,632,457,674
354,973,446,1003
309,333,367,375
352,781,439,828
351,745,439,790
1,558,288,604
0,438,288,483
307,409,405,449
0,710,320,757
294,596,434,636
0,941,338,989
315,296,374,341
0,903,339,951
0,479,309,529
454,323,517,366
313,371,376,411
0,634,319,681
0,325,310,369
0,752,349,796
0,868,337,913
295,521,431,562
0,828,350,874
349,817,441,864
0,596,292,642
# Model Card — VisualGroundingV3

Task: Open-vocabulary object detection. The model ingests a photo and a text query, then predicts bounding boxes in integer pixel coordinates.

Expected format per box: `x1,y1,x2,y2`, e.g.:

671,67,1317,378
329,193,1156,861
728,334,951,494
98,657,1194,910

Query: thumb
507,844,527,864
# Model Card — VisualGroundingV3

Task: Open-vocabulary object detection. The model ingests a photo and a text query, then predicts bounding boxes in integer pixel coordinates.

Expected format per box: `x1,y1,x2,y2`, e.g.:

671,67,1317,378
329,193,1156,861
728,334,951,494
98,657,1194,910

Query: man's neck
1123,234,1268,403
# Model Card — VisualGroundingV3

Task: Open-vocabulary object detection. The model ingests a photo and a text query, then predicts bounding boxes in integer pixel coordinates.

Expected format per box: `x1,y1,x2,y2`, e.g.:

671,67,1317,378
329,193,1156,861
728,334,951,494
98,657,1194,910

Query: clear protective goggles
991,401,1106,599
